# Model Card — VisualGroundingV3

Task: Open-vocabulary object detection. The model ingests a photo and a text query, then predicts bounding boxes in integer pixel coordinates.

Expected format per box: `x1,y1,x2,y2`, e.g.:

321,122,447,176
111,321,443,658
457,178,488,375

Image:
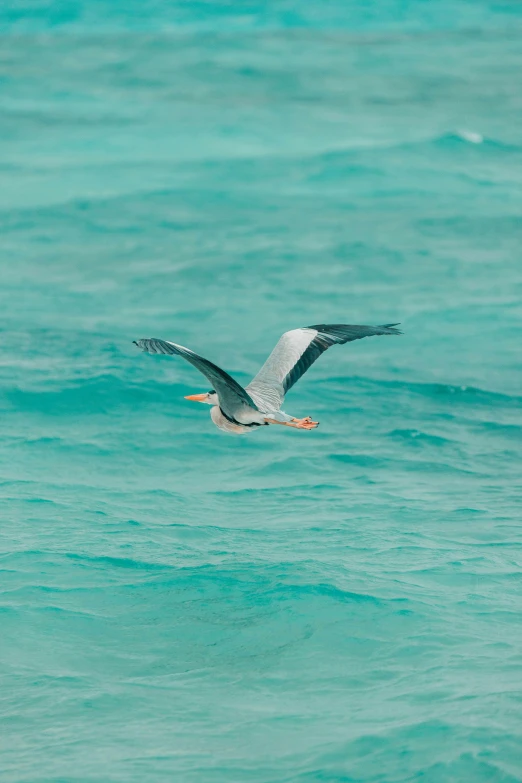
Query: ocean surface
1,1,522,781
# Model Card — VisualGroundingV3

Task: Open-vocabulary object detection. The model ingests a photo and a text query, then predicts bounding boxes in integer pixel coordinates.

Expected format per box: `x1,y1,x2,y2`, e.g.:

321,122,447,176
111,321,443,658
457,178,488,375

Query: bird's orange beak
184,393,208,402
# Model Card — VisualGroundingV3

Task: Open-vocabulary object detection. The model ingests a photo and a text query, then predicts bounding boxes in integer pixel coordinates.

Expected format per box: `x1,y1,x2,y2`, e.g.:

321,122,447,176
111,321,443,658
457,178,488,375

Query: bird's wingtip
380,323,403,335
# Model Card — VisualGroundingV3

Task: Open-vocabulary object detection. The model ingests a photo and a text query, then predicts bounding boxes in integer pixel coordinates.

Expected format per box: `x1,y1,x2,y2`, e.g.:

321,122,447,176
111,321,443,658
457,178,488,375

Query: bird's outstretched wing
134,338,258,418
247,324,402,411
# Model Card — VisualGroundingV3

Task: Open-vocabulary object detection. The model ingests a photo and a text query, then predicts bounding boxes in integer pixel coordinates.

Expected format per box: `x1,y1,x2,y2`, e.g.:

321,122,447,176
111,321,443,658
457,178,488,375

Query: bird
134,323,402,434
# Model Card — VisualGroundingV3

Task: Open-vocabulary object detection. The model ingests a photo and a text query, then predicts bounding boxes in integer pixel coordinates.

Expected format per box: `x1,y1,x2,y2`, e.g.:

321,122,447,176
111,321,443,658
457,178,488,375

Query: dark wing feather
134,338,258,417
247,323,401,411
284,323,402,393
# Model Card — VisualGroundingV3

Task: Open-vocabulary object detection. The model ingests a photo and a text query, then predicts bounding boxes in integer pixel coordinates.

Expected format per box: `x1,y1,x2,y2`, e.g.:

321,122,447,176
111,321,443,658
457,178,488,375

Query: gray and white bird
134,323,401,434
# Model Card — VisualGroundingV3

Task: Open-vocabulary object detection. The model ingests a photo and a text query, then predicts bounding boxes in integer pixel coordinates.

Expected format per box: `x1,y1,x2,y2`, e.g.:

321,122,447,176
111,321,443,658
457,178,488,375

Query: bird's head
184,390,218,406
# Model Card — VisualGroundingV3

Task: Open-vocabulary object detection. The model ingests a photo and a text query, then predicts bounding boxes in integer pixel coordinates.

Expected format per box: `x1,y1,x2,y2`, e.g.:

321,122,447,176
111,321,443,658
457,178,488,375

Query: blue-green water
2,2,522,781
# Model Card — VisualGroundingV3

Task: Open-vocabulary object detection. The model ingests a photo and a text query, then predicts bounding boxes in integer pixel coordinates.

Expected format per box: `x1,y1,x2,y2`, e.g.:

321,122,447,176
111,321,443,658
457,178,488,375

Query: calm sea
1,1,522,781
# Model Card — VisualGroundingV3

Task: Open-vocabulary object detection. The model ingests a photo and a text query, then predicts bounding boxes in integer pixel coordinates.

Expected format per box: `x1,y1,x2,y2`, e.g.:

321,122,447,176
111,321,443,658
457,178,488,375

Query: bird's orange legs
264,416,319,430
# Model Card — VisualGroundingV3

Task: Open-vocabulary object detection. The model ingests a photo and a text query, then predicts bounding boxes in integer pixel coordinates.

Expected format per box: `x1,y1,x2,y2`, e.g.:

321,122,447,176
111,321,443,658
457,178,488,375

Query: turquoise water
2,1,522,780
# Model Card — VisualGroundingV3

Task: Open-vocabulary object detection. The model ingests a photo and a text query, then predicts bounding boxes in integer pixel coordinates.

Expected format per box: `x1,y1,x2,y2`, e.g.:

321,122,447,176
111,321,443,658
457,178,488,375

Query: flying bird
134,323,401,434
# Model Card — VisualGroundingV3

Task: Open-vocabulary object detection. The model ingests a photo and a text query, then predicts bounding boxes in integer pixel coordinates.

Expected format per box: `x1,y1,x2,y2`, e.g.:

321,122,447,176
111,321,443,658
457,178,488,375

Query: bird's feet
292,416,319,430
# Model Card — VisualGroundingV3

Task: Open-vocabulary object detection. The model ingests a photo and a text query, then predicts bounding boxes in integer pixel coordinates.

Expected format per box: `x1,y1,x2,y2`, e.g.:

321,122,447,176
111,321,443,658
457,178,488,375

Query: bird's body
134,323,401,434
210,404,265,434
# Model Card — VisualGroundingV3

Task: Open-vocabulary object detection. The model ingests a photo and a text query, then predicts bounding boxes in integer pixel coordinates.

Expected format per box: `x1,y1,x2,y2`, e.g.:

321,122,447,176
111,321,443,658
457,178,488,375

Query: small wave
329,453,382,467
326,376,522,408
388,429,454,446
456,129,483,144
65,552,170,571
3,373,191,415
